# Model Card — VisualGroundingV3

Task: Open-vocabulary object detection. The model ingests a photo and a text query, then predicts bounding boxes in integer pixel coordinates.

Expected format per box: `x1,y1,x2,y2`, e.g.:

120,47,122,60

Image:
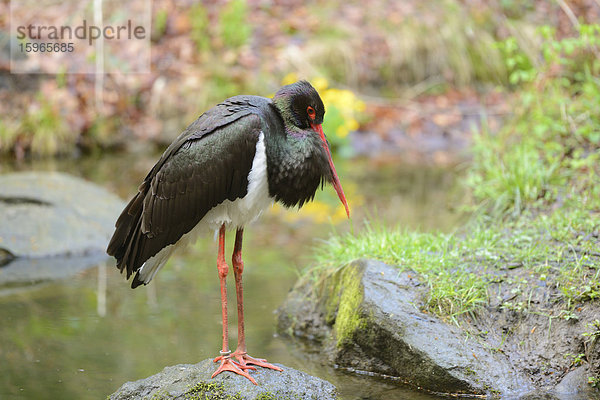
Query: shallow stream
0,154,462,399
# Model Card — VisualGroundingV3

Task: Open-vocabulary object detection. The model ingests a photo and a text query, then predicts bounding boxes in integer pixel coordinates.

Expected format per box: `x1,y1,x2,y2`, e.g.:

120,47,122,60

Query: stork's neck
271,95,298,129
264,108,332,209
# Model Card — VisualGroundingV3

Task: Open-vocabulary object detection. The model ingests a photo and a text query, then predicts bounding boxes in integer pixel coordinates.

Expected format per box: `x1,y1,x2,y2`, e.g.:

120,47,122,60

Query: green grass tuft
312,205,598,320
189,3,211,53
219,0,252,49
466,24,600,216
312,222,489,319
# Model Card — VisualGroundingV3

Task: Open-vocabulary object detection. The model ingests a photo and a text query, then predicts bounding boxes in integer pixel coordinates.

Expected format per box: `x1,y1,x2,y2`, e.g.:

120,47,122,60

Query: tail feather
107,190,151,283
107,192,143,259
121,216,144,278
131,245,175,288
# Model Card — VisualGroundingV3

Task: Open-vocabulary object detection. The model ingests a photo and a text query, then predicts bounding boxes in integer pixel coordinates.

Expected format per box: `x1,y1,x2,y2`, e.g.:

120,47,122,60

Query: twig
556,0,580,28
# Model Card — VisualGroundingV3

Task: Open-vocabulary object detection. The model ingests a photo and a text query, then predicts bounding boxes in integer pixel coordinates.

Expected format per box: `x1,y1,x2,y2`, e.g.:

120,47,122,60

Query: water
0,154,461,399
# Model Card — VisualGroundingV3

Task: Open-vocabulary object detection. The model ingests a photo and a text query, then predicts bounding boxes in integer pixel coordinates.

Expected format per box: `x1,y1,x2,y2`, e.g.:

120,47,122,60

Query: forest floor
1,0,599,160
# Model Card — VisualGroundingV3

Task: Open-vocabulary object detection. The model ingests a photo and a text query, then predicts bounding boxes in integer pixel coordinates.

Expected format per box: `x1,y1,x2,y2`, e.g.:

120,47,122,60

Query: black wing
107,101,264,286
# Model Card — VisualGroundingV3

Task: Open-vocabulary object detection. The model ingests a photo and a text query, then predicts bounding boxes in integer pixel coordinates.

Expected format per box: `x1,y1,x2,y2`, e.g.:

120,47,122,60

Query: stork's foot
212,355,257,385
231,350,283,372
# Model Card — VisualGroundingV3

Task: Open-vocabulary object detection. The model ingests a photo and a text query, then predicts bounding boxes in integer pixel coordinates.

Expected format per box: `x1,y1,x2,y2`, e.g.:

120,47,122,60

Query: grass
190,1,251,53
312,206,598,320
379,1,507,87
312,222,489,319
466,129,561,216
0,95,77,158
467,24,600,216
189,3,211,53
219,0,252,49
297,0,535,92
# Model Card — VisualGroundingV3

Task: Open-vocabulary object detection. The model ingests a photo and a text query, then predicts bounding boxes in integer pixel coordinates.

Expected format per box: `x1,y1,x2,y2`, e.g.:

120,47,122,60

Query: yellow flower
277,77,364,141
336,125,349,138
268,180,364,225
346,119,359,131
355,100,366,112
281,72,299,86
312,77,329,92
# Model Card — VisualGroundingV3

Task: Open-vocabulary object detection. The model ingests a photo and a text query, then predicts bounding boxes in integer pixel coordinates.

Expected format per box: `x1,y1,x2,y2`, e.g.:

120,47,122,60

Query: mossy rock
278,259,534,397
109,359,338,400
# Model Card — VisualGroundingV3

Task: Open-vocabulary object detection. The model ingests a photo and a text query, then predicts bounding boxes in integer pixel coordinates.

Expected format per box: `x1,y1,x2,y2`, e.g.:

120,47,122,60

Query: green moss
149,390,170,400
255,394,277,400
323,271,343,325
255,392,302,400
184,381,243,400
321,265,367,347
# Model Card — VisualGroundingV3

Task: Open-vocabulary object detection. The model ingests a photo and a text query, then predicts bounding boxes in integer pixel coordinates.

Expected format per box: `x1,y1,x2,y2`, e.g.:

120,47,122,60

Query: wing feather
107,107,264,286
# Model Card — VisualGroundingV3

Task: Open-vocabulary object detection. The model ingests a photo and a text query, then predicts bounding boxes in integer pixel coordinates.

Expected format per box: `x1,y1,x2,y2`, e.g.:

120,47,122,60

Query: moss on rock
184,382,243,400
323,265,367,347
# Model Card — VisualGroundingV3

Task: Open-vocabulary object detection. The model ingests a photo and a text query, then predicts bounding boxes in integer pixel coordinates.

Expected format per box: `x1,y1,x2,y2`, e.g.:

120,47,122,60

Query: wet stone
109,358,338,400
0,171,124,289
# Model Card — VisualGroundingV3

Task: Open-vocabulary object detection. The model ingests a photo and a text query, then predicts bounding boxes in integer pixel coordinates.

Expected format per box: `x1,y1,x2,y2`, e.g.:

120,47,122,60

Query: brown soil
464,260,600,389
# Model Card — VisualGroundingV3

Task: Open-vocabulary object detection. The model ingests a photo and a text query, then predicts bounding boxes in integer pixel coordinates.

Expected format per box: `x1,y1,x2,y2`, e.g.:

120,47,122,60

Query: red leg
230,228,282,372
211,224,257,385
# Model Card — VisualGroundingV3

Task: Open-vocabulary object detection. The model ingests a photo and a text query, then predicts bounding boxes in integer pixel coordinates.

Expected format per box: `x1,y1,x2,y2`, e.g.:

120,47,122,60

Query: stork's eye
307,106,316,120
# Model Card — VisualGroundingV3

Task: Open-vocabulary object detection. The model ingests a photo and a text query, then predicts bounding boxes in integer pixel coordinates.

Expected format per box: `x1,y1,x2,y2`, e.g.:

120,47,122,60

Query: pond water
0,153,462,400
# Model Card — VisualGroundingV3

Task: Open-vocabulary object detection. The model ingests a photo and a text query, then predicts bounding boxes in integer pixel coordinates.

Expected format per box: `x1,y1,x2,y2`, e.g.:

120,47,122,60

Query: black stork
106,80,350,385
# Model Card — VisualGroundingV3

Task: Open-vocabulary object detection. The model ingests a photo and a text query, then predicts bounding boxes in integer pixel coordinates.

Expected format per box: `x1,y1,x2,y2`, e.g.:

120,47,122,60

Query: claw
212,356,257,385
232,351,283,372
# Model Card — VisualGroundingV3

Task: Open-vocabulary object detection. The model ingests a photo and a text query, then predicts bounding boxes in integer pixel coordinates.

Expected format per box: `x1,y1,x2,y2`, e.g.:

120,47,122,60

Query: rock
277,259,534,397
517,390,561,400
555,365,598,397
109,358,338,400
0,172,124,288
0,253,110,294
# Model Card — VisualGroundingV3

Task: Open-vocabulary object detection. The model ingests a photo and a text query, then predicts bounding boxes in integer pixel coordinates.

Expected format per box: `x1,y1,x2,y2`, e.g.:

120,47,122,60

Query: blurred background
1,0,595,162
0,0,599,399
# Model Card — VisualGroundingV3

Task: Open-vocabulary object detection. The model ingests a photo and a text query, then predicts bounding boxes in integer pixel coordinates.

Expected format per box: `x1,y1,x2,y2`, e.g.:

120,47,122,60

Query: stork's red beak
311,122,350,218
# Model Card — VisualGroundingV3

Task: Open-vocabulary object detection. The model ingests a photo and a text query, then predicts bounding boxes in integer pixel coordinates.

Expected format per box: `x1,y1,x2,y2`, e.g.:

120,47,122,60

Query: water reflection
0,154,461,399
